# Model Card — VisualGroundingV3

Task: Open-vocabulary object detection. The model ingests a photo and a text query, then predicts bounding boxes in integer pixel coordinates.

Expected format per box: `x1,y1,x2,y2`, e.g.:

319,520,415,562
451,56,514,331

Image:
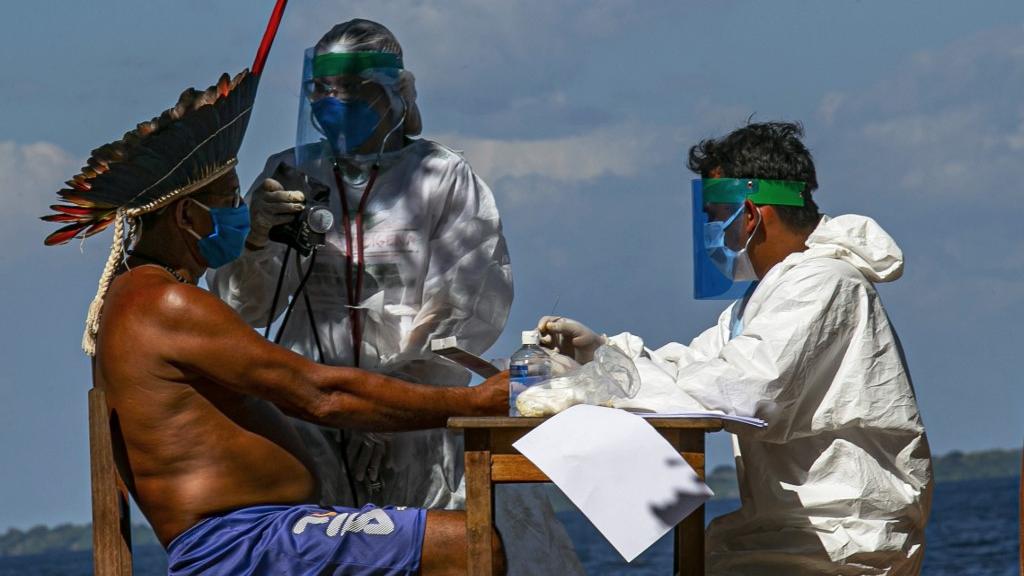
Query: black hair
688,121,821,232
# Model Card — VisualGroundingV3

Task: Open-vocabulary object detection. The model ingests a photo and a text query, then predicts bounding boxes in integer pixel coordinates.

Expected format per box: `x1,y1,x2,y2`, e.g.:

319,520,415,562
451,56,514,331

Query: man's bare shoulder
99,264,310,401
98,266,246,366
106,266,229,328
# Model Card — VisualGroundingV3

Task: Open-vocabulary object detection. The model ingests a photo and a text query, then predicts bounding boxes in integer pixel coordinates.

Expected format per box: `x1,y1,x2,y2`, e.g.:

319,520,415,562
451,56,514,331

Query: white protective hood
608,214,933,575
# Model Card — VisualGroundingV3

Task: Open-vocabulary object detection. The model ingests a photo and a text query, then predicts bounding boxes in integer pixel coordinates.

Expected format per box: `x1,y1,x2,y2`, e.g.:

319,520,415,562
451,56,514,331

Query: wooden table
448,416,724,575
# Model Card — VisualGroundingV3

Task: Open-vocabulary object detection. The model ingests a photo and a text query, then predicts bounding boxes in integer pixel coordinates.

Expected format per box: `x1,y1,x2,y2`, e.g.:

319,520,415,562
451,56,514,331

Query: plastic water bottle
509,330,551,416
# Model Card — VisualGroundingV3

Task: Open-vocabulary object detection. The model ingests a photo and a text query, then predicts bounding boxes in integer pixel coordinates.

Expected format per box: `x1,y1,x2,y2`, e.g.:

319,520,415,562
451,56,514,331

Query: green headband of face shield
701,178,807,207
312,52,403,78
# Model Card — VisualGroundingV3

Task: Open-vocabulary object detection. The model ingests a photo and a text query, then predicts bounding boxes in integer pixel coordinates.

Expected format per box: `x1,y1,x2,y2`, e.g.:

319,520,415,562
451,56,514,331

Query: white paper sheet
512,405,713,562
641,411,767,428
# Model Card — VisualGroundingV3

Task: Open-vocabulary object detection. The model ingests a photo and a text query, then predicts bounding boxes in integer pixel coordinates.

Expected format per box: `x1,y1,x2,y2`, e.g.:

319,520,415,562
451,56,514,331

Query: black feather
42,70,258,242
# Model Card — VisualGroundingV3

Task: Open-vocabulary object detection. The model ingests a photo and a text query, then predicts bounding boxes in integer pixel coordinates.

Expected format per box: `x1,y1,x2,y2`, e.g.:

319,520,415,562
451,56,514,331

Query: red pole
252,0,288,77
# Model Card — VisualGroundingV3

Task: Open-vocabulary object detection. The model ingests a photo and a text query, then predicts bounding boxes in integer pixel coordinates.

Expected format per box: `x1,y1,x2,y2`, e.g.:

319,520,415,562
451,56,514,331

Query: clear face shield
295,48,406,168
691,178,806,299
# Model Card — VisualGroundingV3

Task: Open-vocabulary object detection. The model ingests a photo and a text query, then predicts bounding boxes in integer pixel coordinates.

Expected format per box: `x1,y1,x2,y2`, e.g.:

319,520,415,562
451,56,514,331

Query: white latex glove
541,347,580,377
536,316,606,364
346,432,391,495
246,177,305,248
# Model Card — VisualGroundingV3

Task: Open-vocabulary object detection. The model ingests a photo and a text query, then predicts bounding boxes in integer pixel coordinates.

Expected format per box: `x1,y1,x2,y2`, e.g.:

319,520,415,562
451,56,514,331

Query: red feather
57,191,108,208
44,223,89,246
67,176,92,192
41,214,85,223
50,204,95,216
84,219,114,237
44,1,288,249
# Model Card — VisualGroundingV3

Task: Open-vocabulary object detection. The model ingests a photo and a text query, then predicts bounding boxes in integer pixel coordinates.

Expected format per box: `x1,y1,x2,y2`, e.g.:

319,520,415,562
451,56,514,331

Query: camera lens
306,206,335,234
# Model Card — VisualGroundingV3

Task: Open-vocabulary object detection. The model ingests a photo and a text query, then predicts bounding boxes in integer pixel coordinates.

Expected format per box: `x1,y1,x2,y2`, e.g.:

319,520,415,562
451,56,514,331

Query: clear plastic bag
515,344,641,417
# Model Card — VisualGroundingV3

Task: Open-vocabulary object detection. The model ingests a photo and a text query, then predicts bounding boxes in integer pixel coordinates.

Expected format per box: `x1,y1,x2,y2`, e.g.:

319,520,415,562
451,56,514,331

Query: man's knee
421,510,507,576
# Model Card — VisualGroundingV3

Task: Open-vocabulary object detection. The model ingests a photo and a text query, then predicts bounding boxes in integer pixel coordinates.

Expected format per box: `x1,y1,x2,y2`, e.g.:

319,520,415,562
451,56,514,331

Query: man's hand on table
474,370,510,416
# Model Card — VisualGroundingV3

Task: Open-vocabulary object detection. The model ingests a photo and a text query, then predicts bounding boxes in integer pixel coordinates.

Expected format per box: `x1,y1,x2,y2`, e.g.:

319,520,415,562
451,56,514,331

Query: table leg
465,449,494,576
674,432,707,576
676,503,706,576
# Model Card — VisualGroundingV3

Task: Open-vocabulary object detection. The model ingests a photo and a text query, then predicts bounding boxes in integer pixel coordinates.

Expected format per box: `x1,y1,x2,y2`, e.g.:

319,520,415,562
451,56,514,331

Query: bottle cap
521,330,540,345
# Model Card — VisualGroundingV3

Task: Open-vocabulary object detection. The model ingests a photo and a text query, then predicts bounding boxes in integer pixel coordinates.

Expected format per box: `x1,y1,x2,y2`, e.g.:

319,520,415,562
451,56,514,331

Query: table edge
448,416,727,430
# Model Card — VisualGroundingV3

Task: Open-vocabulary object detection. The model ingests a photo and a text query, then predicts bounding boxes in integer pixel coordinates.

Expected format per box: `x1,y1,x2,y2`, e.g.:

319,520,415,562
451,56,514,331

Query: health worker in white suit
210,19,583,575
538,122,932,576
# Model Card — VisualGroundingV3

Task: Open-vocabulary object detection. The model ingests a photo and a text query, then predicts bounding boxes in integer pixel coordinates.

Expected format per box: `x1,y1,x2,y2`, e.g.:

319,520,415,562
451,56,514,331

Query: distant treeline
1,448,1019,558
931,448,1022,483
0,523,158,557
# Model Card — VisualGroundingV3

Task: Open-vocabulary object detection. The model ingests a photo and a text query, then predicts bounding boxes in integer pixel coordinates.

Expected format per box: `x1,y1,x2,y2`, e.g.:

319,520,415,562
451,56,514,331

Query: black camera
268,161,334,257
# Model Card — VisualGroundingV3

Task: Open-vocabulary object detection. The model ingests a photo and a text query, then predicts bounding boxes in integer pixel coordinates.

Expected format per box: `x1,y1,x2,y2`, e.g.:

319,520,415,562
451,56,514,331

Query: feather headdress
42,71,256,246
41,0,287,356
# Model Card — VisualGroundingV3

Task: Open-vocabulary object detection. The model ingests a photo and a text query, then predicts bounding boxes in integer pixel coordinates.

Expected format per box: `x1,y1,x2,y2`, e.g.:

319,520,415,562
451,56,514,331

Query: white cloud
817,92,845,126
0,141,81,258
812,23,1024,329
0,141,79,225
1004,118,1024,150
858,106,992,195
287,1,624,87
437,123,669,185
292,0,647,60
282,1,678,139
824,24,1024,206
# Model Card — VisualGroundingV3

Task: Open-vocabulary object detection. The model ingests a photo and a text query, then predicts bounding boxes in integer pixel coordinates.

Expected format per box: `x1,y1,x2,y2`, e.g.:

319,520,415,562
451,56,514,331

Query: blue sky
2,1,1022,530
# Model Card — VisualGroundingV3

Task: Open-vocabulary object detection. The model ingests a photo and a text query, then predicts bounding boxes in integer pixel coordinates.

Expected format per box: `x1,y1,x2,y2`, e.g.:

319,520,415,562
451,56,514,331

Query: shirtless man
45,72,508,575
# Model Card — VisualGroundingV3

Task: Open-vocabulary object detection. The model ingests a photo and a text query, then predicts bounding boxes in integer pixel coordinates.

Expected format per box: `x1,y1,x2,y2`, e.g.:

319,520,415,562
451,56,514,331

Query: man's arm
144,280,507,430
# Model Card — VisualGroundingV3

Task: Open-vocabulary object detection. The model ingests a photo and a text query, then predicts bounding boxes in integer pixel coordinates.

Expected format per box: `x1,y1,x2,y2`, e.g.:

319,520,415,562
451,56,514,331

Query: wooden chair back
88,387,133,576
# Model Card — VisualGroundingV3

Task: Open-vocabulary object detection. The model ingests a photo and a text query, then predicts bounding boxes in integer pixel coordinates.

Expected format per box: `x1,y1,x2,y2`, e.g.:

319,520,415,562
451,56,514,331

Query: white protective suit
607,214,932,575
210,139,584,575
212,139,511,507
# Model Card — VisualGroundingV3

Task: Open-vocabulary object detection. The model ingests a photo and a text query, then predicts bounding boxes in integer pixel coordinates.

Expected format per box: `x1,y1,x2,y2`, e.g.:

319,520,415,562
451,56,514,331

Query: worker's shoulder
413,139,479,172
263,147,298,170
799,256,867,277
779,256,875,294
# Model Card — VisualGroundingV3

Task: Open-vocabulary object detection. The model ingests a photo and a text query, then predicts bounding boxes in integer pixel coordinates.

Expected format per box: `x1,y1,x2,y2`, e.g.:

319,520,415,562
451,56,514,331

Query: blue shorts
166,504,427,575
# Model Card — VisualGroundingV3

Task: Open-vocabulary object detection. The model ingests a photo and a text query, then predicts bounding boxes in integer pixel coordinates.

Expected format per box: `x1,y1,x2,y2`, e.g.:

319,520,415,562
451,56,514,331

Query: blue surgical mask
703,204,760,281
186,198,250,268
311,96,382,155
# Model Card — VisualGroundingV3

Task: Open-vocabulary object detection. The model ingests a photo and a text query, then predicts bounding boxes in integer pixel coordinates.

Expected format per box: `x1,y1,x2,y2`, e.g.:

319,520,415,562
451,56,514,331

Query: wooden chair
89,387,133,575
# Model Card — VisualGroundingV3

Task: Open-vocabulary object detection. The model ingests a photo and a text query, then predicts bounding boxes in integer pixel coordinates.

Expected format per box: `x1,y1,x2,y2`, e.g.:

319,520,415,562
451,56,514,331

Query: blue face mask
187,198,251,268
703,204,760,281
311,96,382,155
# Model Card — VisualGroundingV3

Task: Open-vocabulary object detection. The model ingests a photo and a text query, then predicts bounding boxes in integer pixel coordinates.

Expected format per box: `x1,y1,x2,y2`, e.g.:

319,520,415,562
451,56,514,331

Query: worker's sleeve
605,307,732,413
207,156,303,328
615,264,855,441
606,304,731,379
404,160,513,357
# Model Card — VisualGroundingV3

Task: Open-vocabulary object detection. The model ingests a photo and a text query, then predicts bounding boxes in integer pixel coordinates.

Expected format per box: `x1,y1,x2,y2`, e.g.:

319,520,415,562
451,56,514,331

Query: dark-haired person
537,122,933,575
44,71,508,575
